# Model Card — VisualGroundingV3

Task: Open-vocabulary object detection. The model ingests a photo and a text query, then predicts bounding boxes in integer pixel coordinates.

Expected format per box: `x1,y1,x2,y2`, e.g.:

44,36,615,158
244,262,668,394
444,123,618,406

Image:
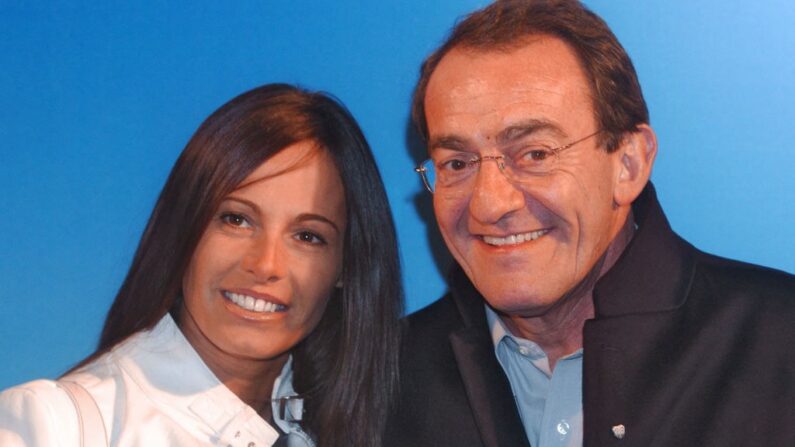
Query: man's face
424,36,628,317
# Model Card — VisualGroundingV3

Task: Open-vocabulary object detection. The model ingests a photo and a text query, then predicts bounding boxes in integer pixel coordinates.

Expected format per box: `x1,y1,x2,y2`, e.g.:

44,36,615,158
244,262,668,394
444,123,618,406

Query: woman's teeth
224,291,286,313
483,229,549,246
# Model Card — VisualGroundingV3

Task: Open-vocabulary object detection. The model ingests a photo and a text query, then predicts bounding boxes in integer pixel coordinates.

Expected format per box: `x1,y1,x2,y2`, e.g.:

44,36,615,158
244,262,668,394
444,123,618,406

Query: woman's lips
222,290,287,313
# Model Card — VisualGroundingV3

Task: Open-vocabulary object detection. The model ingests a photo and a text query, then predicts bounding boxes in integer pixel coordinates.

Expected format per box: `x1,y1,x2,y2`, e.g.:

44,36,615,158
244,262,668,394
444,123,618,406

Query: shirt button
557,420,571,438
518,346,530,356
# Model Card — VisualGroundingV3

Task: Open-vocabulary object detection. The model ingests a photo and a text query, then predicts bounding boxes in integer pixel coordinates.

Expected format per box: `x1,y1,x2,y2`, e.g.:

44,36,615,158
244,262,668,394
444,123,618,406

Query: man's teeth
224,292,285,313
483,229,548,246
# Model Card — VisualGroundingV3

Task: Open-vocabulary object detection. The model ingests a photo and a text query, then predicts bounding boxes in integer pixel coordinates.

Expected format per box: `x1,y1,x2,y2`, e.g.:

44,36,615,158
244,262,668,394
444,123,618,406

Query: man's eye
523,148,553,161
220,213,251,228
513,147,558,174
295,231,327,245
439,158,473,172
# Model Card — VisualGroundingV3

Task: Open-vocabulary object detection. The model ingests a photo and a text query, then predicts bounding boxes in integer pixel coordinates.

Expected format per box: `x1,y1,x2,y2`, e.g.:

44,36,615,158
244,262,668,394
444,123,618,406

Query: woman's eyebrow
220,199,341,234
295,213,341,234
220,196,259,212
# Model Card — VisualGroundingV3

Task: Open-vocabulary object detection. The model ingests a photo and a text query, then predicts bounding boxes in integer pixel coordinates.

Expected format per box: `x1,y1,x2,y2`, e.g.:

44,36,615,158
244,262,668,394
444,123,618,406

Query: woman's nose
241,235,287,282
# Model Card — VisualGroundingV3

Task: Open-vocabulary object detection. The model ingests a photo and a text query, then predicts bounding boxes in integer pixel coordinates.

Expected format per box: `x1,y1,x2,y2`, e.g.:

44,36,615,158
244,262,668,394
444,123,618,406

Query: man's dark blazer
386,184,795,446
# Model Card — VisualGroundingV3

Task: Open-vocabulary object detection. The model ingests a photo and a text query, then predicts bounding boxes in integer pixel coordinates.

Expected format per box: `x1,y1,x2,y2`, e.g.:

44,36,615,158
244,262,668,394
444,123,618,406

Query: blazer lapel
450,327,532,447
447,267,531,447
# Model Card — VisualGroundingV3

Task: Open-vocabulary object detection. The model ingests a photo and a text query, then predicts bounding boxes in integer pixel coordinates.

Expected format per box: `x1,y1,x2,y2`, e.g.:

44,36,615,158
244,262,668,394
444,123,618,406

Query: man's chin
480,286,563,318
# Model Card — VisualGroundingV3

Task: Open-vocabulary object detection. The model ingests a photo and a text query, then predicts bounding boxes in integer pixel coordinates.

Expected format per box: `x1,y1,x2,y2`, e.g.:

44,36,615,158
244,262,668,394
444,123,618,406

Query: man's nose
468,158,525,224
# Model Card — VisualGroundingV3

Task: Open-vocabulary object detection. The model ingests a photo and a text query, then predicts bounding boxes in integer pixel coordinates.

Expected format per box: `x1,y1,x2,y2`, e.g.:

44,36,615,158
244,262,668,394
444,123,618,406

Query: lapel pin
612,424,626,440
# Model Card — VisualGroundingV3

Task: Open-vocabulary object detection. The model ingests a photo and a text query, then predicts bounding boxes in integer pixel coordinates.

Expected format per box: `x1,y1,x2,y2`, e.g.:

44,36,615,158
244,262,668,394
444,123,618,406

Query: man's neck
500,212,636,370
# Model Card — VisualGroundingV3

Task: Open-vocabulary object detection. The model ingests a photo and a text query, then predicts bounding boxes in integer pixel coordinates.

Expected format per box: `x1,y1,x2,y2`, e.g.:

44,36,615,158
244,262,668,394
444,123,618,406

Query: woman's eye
295,231,327,245
220,213,251,228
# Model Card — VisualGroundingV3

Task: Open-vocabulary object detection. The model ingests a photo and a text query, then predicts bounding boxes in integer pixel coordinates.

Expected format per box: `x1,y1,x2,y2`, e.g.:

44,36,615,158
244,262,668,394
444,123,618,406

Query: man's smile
480,228,551,247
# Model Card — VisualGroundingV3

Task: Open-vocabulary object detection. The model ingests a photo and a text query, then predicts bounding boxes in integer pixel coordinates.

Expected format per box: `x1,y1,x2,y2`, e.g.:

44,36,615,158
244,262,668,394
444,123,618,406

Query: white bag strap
56,380,109,447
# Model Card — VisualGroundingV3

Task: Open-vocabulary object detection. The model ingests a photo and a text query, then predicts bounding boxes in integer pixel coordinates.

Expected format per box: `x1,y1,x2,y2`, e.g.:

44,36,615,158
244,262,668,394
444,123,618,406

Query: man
387,1,795,446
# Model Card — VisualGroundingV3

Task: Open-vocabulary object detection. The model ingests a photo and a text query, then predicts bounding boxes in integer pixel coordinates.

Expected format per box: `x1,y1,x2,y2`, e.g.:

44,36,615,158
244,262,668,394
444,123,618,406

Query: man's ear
613,124,657,206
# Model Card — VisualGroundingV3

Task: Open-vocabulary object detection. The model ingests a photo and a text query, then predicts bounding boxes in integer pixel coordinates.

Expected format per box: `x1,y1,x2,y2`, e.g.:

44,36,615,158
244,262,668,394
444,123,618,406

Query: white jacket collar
108,314,314,446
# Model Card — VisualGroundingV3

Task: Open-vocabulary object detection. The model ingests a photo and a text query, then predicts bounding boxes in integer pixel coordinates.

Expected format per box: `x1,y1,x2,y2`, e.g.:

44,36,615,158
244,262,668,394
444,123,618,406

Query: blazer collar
593,183,696,317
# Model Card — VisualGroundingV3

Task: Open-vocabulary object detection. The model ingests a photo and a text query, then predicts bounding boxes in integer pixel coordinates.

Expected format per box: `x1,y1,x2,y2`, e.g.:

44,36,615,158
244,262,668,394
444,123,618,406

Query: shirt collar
485,305,583,375
485,303,511,349
485,304,547,358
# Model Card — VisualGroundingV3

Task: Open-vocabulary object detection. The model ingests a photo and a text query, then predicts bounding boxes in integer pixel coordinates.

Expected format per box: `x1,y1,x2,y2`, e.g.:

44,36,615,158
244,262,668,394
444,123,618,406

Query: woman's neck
210,351,288,420
177,308,289,422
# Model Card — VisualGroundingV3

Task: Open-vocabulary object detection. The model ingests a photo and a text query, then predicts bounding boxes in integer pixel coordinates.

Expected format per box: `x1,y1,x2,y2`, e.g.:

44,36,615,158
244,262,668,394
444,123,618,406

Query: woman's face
180,140,346,367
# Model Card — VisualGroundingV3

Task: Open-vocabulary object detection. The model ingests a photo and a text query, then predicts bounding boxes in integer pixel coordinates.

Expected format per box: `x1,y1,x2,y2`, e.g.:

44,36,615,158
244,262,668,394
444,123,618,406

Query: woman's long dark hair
71,84,403,446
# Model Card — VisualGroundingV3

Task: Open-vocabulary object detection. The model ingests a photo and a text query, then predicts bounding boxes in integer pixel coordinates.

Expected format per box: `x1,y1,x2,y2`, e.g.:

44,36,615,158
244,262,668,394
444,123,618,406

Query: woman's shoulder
0,379,78,419
0,379,81,446
0,378,71,406
0,345,127,447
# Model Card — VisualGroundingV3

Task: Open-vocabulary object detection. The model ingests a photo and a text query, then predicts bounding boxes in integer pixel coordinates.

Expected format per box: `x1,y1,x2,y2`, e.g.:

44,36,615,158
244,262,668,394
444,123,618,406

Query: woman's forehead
227,141,346,221
235,140,328,190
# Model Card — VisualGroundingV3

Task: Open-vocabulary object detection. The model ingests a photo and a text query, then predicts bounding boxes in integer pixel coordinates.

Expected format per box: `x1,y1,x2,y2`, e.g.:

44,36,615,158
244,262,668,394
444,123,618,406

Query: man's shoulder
403,293,463,337
684,250,795,336
693,250,795,301
398,293,471,368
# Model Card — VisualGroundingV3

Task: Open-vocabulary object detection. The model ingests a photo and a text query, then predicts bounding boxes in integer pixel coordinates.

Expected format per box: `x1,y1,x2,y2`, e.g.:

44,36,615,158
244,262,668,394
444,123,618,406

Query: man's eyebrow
495,119,565,145
427,135,468,153
428,119,566,152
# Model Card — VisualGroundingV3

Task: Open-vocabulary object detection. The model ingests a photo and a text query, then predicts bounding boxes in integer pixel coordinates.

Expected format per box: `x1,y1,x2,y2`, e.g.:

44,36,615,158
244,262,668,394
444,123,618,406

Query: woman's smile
223,290,287,313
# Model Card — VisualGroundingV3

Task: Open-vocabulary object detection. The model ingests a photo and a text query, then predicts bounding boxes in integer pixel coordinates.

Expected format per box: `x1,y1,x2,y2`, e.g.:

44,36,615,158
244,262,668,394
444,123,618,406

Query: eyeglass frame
414,129,603,193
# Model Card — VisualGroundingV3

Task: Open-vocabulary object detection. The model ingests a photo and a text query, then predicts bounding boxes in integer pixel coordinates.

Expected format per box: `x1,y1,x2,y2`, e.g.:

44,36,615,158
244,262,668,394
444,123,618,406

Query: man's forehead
424,39,595,141
427,37,588,88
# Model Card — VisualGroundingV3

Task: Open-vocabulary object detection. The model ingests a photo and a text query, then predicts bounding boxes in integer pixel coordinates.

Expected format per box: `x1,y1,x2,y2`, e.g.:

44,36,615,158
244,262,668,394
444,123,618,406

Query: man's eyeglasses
415,130,602,193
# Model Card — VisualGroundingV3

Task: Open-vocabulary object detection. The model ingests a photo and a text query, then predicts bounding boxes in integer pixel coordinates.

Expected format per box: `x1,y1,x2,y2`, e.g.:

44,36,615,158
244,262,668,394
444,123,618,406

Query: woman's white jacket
0,314,309,446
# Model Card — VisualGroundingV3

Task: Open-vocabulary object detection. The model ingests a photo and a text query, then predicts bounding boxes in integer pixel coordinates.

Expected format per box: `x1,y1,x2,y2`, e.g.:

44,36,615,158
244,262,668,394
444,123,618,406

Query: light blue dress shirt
486,306,583,447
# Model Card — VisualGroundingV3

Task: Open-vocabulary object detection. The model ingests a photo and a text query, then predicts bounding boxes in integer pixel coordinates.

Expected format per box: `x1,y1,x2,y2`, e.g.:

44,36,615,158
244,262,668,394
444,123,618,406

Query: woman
0,84,403,447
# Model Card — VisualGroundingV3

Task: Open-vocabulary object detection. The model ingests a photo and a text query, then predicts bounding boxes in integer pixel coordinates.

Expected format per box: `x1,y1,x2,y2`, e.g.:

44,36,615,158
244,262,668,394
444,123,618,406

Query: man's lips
222,290,288,313
480,228,551,247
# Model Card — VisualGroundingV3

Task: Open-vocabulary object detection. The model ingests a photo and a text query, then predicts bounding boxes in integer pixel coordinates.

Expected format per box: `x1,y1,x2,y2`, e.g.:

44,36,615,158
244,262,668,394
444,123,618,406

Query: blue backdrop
2,1,794,389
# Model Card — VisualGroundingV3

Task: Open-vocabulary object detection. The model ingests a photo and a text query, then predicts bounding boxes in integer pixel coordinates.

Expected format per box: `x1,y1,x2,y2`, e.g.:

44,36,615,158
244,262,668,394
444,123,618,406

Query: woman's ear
613,124,658,206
